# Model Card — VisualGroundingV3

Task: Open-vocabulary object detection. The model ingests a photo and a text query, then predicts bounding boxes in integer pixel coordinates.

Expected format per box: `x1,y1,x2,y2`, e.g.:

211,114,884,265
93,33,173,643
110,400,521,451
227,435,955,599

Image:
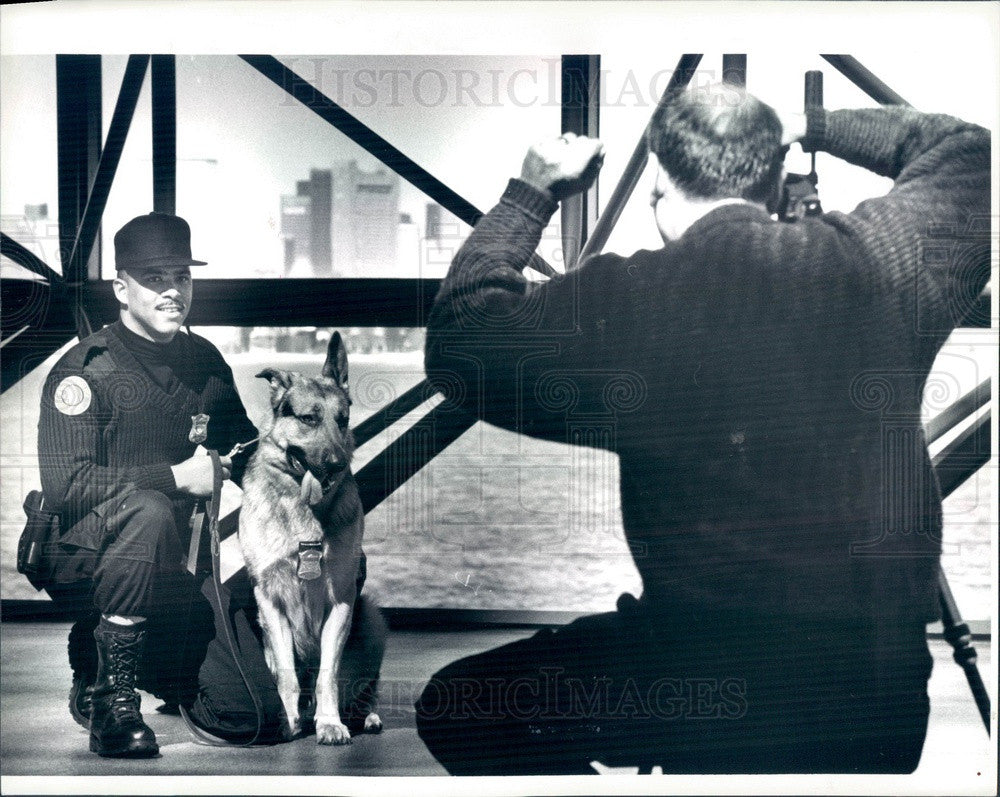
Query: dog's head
256,331,355,488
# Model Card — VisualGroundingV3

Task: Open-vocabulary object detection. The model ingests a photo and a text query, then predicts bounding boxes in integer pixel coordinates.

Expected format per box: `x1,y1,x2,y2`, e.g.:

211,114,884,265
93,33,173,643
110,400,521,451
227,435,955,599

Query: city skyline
3,48,998,281
280,159,468,278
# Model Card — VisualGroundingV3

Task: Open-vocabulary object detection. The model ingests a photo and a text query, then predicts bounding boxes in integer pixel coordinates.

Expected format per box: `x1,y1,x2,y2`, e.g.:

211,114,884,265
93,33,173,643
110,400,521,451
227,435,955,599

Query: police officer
38,213,259,757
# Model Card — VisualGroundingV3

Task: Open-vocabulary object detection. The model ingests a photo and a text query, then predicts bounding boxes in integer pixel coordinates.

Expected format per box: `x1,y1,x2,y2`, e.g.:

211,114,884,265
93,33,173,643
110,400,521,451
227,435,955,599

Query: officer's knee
124,489,175,522
353,596,387,658
109,489,179,562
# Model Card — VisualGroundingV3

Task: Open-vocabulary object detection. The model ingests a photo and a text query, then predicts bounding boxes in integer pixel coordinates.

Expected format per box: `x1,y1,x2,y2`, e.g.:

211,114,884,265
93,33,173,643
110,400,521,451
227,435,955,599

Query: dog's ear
322,331,349,393
256,368,294,408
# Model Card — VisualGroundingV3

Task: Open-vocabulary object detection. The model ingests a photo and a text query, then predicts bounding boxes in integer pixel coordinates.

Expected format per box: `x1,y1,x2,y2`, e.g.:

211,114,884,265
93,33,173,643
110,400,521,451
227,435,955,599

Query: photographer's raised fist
520,132,606,203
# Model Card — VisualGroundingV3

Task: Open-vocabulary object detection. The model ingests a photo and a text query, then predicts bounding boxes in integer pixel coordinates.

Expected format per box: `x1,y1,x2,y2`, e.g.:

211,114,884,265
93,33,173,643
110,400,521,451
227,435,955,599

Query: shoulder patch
53,375,92,416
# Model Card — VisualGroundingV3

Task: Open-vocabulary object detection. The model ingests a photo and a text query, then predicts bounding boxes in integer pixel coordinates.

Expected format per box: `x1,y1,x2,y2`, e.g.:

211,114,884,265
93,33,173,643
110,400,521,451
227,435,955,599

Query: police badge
189,413,210,444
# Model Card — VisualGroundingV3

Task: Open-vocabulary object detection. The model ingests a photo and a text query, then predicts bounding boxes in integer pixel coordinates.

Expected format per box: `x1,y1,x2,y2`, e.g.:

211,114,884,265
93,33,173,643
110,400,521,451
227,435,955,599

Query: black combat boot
89,619,159,758
70,674,97,728
68,613,99,728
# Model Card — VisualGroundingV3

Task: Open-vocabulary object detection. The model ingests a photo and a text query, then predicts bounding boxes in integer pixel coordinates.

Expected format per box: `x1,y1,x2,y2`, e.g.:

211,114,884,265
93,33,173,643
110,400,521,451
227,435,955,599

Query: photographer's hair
648,82,785,205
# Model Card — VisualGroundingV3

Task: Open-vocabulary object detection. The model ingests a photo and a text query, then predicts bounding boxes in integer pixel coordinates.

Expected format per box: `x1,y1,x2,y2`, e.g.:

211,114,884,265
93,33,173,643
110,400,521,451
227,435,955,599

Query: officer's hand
778,111,808,147
520,132,605,202
171,453,232,497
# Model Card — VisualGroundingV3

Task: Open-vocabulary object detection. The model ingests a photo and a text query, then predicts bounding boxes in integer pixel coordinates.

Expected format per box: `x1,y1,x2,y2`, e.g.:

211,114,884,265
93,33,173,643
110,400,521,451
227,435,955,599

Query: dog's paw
363,712,382,733
282,716,303,741
315,716,352,745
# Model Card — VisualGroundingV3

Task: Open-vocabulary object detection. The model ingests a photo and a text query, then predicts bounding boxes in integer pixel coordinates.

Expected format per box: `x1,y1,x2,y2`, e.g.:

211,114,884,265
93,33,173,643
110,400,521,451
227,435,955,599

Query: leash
227,437,260,458
179,448,266,747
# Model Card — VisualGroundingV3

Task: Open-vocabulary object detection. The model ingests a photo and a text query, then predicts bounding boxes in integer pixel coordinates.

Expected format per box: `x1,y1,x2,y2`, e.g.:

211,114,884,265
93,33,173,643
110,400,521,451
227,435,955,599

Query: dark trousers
414,596,932,775
49,489,189,619
46,490,287,742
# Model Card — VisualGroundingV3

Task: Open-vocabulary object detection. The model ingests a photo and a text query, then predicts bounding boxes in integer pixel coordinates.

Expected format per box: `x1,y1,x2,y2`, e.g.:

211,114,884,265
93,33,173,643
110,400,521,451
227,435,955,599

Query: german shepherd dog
239,331,384,744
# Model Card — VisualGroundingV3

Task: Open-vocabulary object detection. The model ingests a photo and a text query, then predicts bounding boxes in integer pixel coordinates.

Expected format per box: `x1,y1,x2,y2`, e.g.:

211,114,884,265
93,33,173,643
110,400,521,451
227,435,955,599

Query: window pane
365,420,643,612
99,55,153,279
0,55,62,277
163,55,562,279
926,329,994,622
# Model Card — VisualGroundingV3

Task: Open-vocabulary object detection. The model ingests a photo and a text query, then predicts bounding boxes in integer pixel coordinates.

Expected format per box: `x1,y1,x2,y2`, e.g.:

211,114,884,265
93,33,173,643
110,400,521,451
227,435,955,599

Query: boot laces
110,691,142,721
107,633,143,720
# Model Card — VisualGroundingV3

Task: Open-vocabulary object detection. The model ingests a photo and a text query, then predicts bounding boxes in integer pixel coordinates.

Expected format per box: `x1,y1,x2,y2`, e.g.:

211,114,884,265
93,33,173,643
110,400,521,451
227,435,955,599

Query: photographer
418,83,990,773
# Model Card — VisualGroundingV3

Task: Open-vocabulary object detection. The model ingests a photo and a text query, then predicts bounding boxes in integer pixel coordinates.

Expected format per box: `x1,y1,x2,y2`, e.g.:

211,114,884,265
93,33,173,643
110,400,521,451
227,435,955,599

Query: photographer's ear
767,164,788,216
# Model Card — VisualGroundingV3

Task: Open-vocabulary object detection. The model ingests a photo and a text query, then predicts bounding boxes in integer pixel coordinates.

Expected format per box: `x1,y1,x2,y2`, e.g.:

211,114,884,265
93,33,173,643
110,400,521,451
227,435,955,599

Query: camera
778,171,822,222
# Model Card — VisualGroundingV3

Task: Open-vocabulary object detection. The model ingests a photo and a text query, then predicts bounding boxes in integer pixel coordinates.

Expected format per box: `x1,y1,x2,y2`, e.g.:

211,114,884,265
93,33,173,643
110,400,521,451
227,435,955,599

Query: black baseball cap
114,212,207,270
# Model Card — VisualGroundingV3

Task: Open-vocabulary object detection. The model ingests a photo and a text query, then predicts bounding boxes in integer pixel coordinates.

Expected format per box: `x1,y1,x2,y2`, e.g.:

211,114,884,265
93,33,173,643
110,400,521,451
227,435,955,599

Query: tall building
331,161,399,277
280,161,400,277
424,202,463,245
279,183,311,276
309,169,332,275
423,201,469,278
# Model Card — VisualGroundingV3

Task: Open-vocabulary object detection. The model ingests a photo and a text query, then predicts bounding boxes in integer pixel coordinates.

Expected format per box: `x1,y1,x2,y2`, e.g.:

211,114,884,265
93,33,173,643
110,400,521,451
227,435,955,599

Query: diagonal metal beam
0,232,63,285
820,55,910,106
925,379,991,445
239,54,555,279
354,401,474,514
353,379,437,449
576,53,703,265
65,54,149,288
932,409,991,499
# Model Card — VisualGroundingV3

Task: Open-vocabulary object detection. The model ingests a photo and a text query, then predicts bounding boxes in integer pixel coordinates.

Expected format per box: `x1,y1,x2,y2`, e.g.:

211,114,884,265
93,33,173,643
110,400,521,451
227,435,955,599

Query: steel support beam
925,379,991,445
0,232,63,286
821,55,910,106
77,277,440,328
56,55,103,283
354,402,475,515
933,409,991,499
353,379,437,449
560,54,600,270
722,54,747,87
151,55,177,215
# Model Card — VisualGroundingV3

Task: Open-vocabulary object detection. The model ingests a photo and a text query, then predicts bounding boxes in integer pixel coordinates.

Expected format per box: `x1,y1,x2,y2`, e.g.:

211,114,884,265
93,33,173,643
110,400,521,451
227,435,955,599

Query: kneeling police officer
37,213,265,757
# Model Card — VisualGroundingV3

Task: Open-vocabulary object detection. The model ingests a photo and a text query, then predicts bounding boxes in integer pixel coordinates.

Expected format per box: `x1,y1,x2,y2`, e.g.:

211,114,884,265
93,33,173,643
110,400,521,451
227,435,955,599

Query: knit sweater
425,107,990,622
38,321,259,548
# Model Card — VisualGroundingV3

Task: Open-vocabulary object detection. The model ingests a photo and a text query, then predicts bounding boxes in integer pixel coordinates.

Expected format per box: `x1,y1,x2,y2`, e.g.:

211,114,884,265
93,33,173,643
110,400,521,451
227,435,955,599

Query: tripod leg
937,566,991,734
